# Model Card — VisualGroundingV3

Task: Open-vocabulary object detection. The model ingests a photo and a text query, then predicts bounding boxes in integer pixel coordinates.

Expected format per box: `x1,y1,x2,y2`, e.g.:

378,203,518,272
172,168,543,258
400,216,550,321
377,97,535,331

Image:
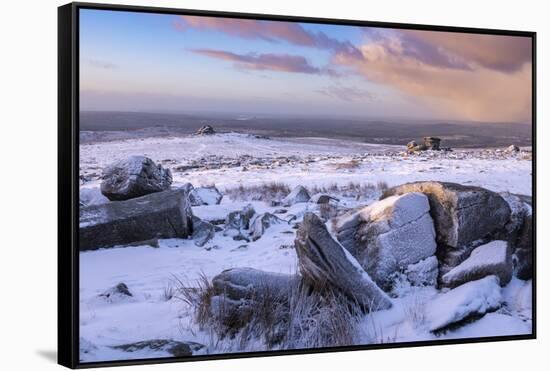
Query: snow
440,313,530,339
78,133,532,362
79,230,299,362
503,277,532,321
425,276,502,331
80,133,532,195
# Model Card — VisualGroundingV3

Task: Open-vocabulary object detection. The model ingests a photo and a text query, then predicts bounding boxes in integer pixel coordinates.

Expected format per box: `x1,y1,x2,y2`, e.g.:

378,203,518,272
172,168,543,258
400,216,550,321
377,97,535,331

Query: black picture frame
58,2,537,369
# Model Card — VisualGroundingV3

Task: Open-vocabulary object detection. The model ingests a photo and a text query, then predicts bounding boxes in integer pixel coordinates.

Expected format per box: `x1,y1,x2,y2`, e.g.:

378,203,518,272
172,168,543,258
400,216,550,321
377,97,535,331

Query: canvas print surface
78,8,533,363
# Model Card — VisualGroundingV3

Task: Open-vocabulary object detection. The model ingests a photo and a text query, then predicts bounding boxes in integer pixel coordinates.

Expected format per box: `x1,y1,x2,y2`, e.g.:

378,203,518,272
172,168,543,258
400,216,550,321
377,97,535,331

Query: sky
79,9,533,123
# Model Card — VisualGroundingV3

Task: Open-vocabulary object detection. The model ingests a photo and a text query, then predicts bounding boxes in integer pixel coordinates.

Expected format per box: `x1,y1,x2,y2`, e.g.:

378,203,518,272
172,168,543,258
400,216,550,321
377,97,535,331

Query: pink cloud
400,30,531,72
175,15,361,56
333,33,532,122
191,48,336,75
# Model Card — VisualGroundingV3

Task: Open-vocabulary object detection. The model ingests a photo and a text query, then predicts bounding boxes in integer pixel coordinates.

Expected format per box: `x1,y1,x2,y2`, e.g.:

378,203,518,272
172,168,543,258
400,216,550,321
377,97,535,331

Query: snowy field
78,133,532,363
80,133,532,195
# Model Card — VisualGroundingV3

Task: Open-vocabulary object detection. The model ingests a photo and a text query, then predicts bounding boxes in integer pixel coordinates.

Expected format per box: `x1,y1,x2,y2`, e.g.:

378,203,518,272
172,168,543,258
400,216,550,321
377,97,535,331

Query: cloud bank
175,15,361,56
175,15,532,122
334,30,532,122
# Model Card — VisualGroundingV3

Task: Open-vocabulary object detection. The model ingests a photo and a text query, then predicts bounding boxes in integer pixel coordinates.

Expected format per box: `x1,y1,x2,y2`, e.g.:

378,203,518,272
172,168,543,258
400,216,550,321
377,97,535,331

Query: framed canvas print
58,2,536,368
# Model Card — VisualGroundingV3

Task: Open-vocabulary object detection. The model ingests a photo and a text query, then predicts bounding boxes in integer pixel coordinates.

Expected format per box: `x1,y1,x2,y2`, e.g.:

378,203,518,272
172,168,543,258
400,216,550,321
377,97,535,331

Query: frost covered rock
405,256,439,287
382,181,511,249
441,241,512,288
309,193,339,204
295,213,392,311
382,182,511,279
79,187,109,206
505,144,520,153
212,267,296,301
79,188,193,250
195,125,215,135
100,156,172,201
178,182,194,194
514,208,533,280
336,192,437,290
423,136,441,150
406,140,418,150
249,212,284,241
210,268,297,329
499,193,530,240
192,216,219,247
189,186,223,206
497,193,532,280
112,339,205,357
99,282,133,302
283,185,310,206
223,204,256,241
425,275,502,331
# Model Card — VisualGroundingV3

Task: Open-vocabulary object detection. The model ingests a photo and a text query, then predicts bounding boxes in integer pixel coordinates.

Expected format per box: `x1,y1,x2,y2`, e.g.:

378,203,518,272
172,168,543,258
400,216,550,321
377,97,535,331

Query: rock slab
441,240,512,288
295,213,392,311
425,275,502,331
79,188,193,250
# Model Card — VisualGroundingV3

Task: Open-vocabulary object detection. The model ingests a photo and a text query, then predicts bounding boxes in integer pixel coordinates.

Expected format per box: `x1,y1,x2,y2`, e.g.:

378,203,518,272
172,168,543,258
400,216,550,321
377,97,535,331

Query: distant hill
80,111,532,148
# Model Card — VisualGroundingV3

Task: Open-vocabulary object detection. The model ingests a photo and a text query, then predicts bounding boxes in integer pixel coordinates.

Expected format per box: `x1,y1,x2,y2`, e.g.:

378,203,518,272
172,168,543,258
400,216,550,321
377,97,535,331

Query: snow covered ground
80,133,532,195
78,133,532,363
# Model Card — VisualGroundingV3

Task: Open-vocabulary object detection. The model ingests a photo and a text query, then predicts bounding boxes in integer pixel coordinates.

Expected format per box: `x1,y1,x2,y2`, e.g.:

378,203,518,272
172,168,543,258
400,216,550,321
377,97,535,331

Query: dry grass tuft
224,182,291,202
333,160,361,170
175,275,361,351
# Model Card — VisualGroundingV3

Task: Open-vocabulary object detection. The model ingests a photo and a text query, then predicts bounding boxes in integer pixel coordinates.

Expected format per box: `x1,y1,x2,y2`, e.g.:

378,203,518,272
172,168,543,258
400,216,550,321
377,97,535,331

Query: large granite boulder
100,156,172,201
441,240,512,288
382,182,511,280
336,192,437,290
295,213,392,311
79,188,193,250
382,182,511,249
